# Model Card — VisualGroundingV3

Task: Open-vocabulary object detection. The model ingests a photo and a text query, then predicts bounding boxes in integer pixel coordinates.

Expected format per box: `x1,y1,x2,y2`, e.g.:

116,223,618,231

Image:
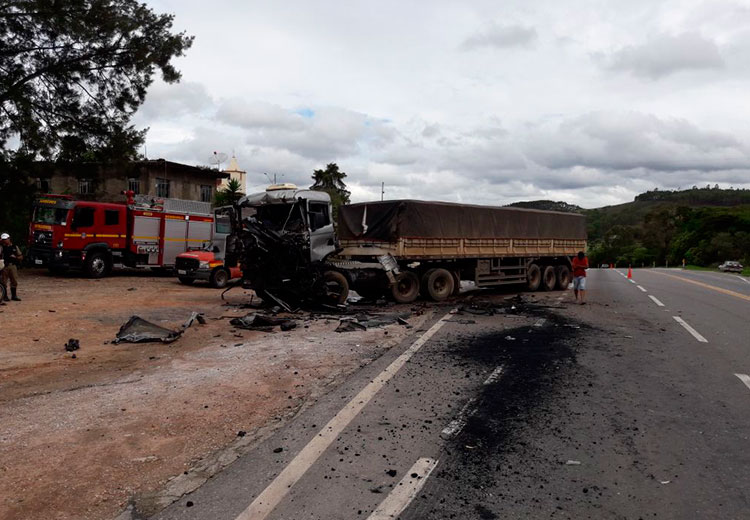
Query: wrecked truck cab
225,185,349,307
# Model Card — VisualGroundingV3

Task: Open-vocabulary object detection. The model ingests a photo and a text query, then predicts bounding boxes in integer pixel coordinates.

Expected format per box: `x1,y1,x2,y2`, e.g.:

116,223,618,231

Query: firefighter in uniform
1,232,23,301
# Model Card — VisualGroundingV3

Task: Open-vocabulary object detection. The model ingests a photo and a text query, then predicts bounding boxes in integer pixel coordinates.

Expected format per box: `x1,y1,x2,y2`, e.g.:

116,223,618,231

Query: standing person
1,233,23,301
571,251,588,305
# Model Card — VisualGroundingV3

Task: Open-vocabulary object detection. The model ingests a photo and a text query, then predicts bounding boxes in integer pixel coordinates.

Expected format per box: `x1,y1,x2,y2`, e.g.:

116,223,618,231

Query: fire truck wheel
84,251,109,278
210,268,230,289
391,271,420,303
178,276,195,285
526,263,541,291
542,265,556,291
322,270,349,305
424,268,454,301
555,264,571,290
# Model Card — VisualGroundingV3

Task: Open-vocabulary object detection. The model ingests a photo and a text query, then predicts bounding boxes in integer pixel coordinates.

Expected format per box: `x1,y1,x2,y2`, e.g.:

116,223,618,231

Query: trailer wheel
526,263,541,291
424,268,455,301
555,265,571,290
210,268,230,289
542,265,556,291
322,270,349,305
451,271,461,296
178,276,195,285
420,269,437,298
391,271,420,303
84,251,109,278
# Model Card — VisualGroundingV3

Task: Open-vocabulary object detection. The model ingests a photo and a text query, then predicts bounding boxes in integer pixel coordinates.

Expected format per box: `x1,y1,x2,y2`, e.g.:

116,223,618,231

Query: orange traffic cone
627,265,633,279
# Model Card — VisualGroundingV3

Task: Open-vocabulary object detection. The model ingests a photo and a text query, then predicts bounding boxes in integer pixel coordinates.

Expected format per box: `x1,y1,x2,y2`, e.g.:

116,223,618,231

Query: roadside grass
682,264,750,277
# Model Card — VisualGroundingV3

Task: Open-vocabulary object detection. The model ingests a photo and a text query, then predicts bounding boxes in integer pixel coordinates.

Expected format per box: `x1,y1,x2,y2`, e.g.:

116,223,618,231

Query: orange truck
28,192,214,277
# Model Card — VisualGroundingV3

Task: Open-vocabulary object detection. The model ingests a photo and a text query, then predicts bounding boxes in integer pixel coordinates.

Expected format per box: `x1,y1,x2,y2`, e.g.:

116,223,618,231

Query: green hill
513,188,750,268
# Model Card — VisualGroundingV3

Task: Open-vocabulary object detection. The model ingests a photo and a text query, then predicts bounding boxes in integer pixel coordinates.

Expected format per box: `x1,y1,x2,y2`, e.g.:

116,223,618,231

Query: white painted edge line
628,279,636,284
734,373,750,390
648,295,665,307
637,285,647,292
441,398,477,438
534,318,547,328
483,365,505,385
367,457,439,520
235,312,454,520
673,316,708,343
736,275,750,285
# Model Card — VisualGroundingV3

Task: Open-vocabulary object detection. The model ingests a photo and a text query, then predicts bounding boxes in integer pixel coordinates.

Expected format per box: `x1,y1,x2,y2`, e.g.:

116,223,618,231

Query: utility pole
381,182,384,201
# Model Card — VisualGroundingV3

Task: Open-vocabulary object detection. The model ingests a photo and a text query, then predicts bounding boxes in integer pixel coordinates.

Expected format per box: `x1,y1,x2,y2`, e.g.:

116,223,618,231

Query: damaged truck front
224,185,351,307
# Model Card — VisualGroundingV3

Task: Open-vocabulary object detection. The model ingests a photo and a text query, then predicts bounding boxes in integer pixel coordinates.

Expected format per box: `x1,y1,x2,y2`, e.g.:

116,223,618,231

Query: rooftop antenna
381,182,384,201
209,151,228,171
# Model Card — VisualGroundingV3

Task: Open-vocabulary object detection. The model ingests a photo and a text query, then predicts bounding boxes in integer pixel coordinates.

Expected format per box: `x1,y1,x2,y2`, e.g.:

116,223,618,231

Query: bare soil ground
0,269,424,520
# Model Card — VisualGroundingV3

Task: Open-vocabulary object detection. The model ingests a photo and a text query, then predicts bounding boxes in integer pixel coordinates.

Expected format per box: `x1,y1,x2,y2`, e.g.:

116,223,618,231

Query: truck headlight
58,241,63,248
199,261,209,269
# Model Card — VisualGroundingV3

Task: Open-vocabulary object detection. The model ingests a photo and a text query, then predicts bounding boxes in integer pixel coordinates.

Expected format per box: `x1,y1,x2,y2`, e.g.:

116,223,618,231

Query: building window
78,178,92,195
128,178,140,194
156,177,170,198
200,185,213,203
36,178,50,192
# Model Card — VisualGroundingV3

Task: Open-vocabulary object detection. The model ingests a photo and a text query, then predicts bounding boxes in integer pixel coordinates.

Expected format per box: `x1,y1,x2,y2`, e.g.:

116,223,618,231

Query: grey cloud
524,111,749,174
216,100,306,131
138,81,213,119
460,24,538,50
604,32,724,79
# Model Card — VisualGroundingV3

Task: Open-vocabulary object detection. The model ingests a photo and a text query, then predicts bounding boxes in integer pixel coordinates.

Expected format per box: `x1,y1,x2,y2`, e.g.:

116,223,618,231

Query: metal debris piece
113,312,201,344
64,339,80,352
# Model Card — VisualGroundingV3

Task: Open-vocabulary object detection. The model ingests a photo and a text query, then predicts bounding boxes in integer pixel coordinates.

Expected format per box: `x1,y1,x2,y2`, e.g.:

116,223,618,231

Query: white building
220,155,247,193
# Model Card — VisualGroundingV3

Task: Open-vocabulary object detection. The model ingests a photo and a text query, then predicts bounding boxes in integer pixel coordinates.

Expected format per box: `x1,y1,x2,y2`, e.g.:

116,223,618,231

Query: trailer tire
420,269,437,298
424,268,454,301
555,265,571,290
84,251,109,278
210,268,230,289
391,271,420,303
542,265,556,291
322,270,349,305
526,263,541,291
178,276,195,285
452,271,461,296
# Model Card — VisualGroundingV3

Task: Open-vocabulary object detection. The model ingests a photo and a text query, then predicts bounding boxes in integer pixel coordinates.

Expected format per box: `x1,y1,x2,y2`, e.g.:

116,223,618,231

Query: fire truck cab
28,193,214,277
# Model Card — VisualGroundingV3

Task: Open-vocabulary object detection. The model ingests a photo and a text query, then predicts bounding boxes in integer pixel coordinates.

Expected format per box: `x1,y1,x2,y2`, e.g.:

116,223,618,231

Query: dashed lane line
734,374,750,391
648,295,665,307
673,316,708,343
367,458,439,520
637,285,647,293
736,275,750,285
483,366,505,385
234,312,454,520
441,398,477,439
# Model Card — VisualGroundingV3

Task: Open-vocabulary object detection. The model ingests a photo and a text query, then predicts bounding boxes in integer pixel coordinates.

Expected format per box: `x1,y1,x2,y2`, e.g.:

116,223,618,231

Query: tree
310,163,351,218
214,178,243,207
0,0,192,244
0,0,193,161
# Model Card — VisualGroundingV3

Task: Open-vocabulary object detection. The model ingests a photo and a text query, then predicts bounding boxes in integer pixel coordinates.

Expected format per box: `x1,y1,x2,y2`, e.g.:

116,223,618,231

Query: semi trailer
225,184,587,306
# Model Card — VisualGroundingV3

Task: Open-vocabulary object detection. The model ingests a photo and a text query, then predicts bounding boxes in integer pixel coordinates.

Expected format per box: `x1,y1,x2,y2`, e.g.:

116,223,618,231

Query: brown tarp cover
338,200,587,241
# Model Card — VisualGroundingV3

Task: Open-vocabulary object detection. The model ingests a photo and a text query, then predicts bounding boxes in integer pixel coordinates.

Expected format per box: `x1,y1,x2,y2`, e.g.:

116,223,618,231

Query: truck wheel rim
92,257,105,274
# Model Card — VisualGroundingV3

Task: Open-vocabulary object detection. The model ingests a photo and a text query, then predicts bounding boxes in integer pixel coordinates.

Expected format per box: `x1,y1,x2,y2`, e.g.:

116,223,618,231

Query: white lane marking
673,316,708,343
235,312,454,520
648,295,665,307
637,285,647,293
628,279,636,284
735,373,750,391
736,275,750,285
441,398,477,438
534,318,546,327
483,366,504,385
367,457,439,520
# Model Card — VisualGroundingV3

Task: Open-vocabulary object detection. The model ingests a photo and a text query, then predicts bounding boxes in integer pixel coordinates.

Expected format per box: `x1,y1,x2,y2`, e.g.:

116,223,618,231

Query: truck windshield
256,203,305,232
33,206,69,225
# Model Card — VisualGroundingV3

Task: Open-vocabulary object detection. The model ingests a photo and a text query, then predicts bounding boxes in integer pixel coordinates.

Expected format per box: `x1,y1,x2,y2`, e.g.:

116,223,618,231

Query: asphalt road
147,268,750,520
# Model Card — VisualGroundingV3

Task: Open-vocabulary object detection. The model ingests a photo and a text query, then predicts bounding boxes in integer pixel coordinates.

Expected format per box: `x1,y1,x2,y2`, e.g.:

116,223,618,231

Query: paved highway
147,268,750,520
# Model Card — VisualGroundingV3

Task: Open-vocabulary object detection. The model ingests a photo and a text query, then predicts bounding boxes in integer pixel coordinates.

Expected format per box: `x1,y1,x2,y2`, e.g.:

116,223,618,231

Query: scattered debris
64,339,80,352
273,447,283,453
229,313,296,332
236,430,247,437
504,335,516,341
565,460,581,465
113,312,202,344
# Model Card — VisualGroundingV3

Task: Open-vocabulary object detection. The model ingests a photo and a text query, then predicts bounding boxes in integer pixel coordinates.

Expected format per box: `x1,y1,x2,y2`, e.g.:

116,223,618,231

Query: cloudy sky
136,0,750,208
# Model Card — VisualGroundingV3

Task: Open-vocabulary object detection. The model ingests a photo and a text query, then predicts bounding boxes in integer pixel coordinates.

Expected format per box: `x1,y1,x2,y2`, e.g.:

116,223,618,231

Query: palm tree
310,163,350,218
214,178,243,206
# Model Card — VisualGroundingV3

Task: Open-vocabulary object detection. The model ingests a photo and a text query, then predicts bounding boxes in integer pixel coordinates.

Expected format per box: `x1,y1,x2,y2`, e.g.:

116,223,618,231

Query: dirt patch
0,269,424,520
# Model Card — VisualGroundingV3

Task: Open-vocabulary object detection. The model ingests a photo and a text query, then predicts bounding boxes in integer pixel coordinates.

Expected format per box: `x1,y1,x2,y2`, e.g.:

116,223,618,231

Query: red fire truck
28,192,215,277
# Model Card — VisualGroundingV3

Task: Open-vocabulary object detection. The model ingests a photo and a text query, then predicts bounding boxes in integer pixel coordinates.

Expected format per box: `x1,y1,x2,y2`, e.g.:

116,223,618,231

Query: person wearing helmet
1,233,23,301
